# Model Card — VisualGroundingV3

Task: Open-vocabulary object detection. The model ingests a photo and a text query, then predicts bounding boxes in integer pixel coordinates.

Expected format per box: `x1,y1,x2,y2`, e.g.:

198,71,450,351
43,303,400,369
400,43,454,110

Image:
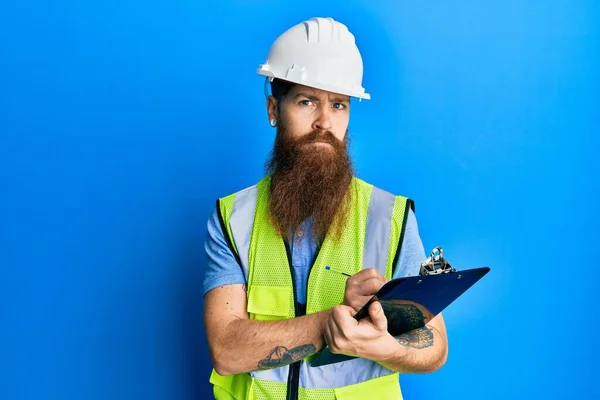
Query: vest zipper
284,240,302,400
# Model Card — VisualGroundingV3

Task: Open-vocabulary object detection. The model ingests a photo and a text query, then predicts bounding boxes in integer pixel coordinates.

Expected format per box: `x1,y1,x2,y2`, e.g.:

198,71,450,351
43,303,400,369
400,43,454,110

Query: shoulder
352,177,415,213
217,177,270,202
218,181,258,202
216,178,268,220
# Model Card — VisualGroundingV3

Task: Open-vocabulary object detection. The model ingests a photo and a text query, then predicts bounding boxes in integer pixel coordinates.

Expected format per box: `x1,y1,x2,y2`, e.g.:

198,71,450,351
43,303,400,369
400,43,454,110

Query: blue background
1,1,598,399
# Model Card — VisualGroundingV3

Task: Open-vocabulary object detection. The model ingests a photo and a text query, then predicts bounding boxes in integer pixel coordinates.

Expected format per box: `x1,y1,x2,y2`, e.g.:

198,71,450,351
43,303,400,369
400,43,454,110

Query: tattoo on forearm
395,327,435,349
257,344,316,370
380,301,429,336
378,300,435,349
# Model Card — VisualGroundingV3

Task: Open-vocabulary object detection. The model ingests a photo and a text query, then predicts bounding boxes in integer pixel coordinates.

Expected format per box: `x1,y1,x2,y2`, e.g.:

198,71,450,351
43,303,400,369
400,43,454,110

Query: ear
266,95,278,123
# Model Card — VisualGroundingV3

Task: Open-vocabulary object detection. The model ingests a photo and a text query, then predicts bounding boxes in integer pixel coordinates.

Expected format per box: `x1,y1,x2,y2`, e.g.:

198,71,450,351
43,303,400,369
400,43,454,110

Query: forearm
378,323,448,373
212,310,330,375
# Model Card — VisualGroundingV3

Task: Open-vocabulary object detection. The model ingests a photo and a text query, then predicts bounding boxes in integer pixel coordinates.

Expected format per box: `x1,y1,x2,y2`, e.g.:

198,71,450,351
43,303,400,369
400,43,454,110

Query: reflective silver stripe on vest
363,186,396,276
229,184,259,282
230,187,292,384
299,357,395,389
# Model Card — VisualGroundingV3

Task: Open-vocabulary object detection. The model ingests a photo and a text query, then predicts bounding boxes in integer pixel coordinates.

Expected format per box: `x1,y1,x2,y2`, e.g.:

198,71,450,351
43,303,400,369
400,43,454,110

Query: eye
299,99,314,106
333,103,347,110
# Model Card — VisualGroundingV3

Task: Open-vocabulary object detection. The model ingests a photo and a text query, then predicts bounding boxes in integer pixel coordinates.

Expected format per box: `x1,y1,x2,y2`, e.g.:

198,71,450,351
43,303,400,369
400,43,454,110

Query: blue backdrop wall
1,1,598,399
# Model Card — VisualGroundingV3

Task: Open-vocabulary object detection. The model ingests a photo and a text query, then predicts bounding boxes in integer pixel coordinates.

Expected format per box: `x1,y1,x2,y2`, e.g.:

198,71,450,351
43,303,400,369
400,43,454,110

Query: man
203,17,448,400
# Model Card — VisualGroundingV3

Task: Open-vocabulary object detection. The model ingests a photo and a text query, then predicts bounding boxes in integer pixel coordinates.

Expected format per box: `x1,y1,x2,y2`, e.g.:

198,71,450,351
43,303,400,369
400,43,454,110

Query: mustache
293,130,342,147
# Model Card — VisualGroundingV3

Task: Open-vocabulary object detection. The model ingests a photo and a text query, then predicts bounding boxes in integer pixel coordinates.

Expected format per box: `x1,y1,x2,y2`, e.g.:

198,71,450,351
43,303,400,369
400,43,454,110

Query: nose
312,106,332,132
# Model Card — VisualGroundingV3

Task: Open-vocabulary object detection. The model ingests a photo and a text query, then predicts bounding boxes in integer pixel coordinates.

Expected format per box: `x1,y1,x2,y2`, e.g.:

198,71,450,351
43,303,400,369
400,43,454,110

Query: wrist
316,309,332,350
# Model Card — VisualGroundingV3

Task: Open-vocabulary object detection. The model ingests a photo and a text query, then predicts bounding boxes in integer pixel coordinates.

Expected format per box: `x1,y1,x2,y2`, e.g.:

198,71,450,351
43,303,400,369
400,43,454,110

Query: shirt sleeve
202,206,246,296
392,208,427,279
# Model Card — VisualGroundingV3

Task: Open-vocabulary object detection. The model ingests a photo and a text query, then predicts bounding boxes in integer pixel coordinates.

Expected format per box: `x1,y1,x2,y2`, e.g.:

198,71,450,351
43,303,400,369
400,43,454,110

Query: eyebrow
294,92,350,103
294,92,320,101
331,96,350,103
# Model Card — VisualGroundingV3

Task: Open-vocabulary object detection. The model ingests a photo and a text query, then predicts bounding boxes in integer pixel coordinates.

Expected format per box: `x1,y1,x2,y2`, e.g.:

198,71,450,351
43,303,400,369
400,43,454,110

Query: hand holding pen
331,267,388,313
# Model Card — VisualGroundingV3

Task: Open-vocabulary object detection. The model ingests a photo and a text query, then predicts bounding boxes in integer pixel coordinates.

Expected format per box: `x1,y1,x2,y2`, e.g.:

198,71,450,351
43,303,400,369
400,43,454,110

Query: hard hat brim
257,69,371,101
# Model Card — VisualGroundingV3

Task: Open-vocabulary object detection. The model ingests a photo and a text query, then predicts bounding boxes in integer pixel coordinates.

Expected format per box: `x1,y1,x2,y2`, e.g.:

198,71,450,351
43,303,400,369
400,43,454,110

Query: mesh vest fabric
210,176,412,400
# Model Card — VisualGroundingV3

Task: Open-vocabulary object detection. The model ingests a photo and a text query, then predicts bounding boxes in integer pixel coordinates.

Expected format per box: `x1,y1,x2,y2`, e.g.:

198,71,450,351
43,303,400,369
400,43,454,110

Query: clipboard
309,263,490,367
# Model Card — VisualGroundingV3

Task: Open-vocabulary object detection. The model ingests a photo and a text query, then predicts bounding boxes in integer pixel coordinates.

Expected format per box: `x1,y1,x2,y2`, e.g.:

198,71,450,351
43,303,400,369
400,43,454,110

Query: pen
325,265,351,277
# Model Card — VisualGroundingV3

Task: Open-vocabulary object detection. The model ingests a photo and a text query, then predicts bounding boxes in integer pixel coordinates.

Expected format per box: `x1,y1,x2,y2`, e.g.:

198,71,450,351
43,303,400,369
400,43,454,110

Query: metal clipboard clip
419,246,457,276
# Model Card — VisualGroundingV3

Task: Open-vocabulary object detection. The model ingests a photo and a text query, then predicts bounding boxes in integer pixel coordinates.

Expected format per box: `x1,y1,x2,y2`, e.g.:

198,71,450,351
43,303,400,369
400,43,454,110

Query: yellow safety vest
210,176,413,400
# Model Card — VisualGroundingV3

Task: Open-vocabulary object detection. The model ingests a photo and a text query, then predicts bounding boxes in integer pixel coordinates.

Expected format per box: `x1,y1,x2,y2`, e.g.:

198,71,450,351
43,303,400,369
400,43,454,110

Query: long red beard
265,127,354,242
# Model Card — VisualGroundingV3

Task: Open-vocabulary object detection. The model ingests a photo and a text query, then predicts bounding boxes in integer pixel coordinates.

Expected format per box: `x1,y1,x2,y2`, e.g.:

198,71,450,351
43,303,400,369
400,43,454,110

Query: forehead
287,84,350,102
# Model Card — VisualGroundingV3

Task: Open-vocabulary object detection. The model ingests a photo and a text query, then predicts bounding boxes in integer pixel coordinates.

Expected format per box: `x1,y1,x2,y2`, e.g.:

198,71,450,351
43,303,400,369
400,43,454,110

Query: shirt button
296,230,303,238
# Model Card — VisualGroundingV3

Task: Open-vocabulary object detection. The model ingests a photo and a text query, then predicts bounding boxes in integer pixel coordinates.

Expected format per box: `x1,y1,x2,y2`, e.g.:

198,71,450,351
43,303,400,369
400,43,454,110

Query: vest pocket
247,285,292,318
333,372,402,400
210,369,252,400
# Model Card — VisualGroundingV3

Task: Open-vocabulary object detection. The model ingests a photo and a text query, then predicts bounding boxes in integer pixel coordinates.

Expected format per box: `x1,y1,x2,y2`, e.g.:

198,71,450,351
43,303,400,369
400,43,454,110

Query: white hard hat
257,17,370,100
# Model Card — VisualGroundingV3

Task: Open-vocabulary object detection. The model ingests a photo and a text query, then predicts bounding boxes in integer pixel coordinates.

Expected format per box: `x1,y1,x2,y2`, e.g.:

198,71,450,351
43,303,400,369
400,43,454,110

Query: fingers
344,294,373,312
325,305,356,354
346,274,386,296
331,305,357,328
360,277,387,294
325,304,388,356
367,301,388,332
350,267,386,283
345,271,387,311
